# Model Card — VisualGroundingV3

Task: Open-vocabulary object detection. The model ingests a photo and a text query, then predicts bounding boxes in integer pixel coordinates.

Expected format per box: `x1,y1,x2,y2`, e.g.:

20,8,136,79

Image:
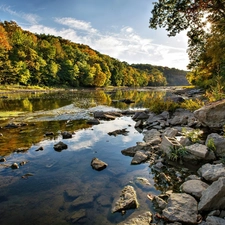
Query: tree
149,0,225,69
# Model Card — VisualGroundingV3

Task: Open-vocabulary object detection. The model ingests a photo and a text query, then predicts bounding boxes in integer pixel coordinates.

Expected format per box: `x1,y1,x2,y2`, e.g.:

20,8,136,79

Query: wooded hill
0,21,188,88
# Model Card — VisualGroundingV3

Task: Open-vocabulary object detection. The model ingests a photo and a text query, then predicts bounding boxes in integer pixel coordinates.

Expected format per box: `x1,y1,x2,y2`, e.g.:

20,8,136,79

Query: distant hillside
131,64,189,86
0,20,188,88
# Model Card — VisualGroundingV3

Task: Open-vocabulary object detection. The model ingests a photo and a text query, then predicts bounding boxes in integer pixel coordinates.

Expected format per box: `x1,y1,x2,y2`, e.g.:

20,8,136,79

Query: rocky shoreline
92,98,225,224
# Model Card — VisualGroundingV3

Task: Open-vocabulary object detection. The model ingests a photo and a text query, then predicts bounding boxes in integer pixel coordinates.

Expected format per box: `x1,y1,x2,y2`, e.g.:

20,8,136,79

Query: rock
11,163,19,169
152,196,167,210
121,142,152,157
71,195,94,207
205,216,225,225
0,157,6,162
160,135,182,156
120,99,135,104
53,141,68,152
86,118,100,125
5,122,20,128
135,177,152,189
143,129,161,145
185,143,212,159
45,131,54,136
91,158,108,171
206,133,225,157
35,146,44,151
134,120,143,128
198,177,225,211
197,163,225,182
170,115,188,126
133,111,149,121
112,185,139,213
163,127,178,138
194,99,225,128
70,209,86,223
162,193,198,224
94,111,122,120
61,131,72,139
117,211,152,225
131,150,149,165
15,147,29,153
180,180,209,199
108,128,129,136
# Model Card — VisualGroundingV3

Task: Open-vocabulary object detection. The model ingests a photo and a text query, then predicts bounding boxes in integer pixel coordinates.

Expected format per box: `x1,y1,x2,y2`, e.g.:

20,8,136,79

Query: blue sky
0,0,189,70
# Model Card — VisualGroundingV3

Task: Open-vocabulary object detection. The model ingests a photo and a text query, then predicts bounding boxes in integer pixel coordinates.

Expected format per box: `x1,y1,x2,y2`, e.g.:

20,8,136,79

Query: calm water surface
0,89,188,225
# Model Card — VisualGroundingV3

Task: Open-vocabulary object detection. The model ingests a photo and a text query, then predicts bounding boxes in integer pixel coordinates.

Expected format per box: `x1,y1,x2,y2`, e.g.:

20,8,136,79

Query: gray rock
112,185,139,213
160,135,182,156
143,129,161,145
121,143,152,157
86,118,100,125
131,150,149,164
117,211,152,225
198,163,225,182
162,193,198,224
152,195,167,210
163,127,178,138
206,133,225,157
194,99,225,128
206,216,225,225
185,143,211,158
180,180,209,199
198,177,225,211
91,158,108,171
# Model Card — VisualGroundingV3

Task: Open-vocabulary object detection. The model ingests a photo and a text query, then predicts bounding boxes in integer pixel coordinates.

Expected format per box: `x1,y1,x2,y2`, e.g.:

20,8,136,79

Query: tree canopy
0,20,187,88
149,0,225,89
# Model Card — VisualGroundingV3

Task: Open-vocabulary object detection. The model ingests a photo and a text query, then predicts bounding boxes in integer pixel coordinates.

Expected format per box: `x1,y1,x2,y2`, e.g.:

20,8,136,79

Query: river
0,88,187,225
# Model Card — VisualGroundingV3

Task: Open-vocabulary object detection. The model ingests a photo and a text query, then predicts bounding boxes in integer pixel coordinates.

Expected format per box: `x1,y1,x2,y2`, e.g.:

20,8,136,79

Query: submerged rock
112,185,139,213
117,211,152,225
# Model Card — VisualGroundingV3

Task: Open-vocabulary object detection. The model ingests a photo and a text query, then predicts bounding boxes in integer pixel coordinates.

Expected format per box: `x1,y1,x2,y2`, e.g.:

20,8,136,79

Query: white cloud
23,17,189,70
0,5,40,24
54,17,97,33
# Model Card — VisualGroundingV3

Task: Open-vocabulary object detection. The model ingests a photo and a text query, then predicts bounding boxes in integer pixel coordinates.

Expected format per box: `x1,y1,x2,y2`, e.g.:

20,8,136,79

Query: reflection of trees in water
151,164,192,193
0,119,89,156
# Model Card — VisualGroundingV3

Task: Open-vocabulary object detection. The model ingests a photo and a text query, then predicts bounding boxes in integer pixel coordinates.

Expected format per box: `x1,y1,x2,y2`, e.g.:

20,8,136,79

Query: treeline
0,21,187,88
132,64,188,86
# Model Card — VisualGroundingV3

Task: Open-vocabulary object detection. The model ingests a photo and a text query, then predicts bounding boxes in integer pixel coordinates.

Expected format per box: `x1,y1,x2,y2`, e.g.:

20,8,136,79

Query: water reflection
0,89,186,225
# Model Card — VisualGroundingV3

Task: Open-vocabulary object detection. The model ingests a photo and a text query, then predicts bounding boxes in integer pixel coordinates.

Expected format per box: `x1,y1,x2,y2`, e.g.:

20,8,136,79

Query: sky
0,0,189,70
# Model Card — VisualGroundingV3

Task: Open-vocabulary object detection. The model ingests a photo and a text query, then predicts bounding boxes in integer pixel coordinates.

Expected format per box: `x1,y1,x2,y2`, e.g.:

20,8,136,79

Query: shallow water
0,89,190,225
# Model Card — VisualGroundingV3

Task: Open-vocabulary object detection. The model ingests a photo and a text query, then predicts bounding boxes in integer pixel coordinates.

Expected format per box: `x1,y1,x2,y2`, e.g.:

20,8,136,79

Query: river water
0,88,189,225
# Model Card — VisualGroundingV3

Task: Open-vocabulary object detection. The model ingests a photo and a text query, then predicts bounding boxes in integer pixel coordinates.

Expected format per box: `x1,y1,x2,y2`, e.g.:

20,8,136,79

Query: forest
0,21,188,88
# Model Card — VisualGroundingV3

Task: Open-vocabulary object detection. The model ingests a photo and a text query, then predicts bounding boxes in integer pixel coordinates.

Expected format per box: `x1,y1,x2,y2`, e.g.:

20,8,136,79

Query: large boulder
197,163,225,182
180,180,209,199
198,177,225,211
162,193,198,224
194,99,225,128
